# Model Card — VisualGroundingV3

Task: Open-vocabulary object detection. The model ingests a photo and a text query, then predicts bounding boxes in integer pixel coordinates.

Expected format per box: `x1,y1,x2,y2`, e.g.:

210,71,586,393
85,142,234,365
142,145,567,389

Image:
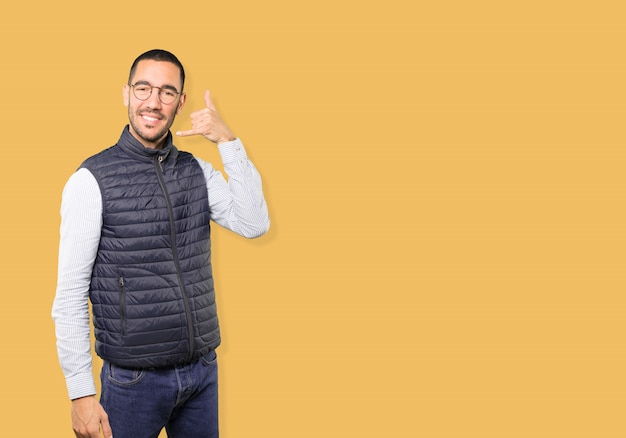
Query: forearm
52,289,97,399
200,139,270,237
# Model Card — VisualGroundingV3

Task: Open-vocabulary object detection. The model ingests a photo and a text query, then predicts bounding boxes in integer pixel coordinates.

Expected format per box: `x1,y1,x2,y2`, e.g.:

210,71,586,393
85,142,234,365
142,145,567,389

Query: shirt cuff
66,372,97,400
217,138,248,164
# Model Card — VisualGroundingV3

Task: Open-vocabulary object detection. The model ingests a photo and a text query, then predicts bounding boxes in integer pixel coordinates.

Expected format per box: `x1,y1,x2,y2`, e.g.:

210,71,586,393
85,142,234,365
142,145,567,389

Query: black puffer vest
82,126,220,368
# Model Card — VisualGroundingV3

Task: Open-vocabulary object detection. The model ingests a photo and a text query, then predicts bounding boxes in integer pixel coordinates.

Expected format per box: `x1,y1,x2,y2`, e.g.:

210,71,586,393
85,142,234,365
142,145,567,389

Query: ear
176,92,187,115
123,84,130,107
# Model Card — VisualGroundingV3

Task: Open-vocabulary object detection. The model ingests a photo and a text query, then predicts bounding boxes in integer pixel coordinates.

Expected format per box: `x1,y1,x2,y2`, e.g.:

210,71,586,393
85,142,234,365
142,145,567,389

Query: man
52,49,270,438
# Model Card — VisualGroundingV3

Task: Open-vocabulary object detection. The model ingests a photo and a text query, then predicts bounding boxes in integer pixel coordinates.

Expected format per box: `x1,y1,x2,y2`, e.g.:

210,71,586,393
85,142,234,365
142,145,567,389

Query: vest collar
117,125,179,164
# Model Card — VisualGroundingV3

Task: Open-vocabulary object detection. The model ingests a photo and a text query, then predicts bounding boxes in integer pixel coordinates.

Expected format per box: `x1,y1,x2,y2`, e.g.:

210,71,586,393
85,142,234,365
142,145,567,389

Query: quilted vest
81,126,220,368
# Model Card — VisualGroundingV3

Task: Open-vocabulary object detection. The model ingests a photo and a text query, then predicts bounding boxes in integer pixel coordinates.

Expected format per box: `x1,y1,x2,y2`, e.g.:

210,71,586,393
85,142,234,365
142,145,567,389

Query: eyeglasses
129,83,181,105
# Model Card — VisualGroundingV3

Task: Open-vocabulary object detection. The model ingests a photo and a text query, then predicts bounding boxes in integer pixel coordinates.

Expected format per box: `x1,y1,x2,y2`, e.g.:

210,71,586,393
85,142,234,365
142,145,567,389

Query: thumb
204,89,216,110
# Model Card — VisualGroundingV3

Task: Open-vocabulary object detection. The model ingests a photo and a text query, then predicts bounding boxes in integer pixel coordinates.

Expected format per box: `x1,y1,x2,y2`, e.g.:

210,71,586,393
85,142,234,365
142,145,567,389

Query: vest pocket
119,276,127,336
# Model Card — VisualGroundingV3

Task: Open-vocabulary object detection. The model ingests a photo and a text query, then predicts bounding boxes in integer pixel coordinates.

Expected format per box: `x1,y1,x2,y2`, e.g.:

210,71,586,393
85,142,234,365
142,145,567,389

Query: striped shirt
52,138,270,400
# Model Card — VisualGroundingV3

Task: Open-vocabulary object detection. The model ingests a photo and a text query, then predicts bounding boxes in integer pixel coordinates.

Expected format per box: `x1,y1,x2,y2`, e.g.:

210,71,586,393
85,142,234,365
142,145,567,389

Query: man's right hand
71,396,113,438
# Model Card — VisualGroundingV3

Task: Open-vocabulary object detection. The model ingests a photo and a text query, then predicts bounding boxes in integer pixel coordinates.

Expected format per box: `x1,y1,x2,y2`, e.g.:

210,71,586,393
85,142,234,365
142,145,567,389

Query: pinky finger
176,129,199,137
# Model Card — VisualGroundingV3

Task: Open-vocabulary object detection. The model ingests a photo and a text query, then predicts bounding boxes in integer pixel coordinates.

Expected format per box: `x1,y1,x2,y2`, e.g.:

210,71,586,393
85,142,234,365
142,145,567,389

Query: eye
135,86,151,93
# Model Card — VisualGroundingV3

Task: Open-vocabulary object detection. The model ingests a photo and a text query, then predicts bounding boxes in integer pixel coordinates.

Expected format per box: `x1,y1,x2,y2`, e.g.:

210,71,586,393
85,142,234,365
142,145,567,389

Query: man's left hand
176,90,236,144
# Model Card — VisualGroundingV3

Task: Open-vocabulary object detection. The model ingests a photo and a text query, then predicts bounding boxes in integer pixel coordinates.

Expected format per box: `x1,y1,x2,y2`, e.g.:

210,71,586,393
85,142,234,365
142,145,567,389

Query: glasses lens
133,85,152,100
158,89,178,104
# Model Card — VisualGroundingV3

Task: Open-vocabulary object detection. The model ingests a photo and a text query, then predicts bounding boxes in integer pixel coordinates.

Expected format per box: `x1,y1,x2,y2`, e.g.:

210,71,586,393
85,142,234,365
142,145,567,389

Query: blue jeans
100,351,219,438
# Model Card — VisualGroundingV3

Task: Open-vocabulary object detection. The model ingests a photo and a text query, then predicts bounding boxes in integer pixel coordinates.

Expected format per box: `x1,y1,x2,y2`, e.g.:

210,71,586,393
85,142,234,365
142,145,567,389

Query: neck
129,127,167,150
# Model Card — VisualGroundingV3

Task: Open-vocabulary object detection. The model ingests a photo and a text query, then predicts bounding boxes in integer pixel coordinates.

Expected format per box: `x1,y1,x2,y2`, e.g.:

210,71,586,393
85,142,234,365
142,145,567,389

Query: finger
204,89,216,111
101,417,113,438
189,107,209,120
176,128,202,137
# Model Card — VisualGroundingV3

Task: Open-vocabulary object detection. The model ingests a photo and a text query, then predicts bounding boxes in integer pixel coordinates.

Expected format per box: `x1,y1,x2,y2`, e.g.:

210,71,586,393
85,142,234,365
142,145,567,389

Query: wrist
217,135,236,145
72,394,96,402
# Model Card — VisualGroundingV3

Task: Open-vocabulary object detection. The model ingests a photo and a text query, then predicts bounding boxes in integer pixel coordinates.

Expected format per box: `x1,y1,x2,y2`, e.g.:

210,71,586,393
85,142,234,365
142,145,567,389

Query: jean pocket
200,350,217,366
106,362,145,386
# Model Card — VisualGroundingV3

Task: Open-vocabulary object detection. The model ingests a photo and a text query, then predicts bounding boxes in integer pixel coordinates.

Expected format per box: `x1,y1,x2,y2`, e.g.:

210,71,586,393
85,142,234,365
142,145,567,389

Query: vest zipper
158,155,165,173
154,155,195,362
119,277,126,336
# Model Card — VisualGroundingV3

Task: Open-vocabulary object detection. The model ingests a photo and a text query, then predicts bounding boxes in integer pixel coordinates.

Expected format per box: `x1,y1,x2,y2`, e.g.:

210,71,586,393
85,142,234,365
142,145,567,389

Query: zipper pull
158,155,164,173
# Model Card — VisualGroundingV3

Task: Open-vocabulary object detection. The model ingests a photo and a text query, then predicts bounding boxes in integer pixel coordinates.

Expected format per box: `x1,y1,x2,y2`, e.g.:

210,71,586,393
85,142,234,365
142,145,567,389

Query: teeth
142,114,159,122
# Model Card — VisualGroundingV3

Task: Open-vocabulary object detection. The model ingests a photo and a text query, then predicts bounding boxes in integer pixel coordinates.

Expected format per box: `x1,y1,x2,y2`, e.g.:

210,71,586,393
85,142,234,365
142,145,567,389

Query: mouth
140,112,164,123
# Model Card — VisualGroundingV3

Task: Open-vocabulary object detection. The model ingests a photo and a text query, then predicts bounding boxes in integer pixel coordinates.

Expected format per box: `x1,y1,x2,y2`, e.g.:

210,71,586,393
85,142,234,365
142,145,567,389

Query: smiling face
123,59,186,149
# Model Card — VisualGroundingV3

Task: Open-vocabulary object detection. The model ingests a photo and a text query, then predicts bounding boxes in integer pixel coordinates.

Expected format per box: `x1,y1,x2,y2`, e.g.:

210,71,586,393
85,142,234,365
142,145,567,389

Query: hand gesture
176,90,235,144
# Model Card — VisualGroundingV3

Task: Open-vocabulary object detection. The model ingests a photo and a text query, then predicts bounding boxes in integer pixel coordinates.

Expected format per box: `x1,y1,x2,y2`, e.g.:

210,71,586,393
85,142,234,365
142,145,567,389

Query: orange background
0,1,624,436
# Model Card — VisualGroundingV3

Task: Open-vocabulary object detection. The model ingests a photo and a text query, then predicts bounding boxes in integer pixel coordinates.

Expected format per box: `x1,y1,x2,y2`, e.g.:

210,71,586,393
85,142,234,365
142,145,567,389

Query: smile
141,114,162,122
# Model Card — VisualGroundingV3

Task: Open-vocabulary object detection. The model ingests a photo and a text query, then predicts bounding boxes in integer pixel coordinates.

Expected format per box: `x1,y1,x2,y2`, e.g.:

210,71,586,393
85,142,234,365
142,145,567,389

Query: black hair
128,49,186,91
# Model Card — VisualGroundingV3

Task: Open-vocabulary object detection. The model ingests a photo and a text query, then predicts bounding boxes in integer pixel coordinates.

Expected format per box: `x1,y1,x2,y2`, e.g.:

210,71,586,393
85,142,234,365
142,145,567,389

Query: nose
144,88,163,109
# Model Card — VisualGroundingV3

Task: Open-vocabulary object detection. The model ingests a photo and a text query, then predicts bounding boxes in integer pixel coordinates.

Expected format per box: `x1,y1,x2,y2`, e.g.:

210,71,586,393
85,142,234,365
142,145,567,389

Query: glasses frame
129,82,182,105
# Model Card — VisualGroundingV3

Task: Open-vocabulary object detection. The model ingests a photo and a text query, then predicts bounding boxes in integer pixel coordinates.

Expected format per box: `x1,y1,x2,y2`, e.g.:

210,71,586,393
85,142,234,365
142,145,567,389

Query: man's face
123,60,186,149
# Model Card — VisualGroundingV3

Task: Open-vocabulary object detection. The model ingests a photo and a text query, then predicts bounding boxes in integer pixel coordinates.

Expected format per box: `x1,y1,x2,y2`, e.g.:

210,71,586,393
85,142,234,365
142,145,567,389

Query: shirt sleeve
51,168,102,400
195,138,270,237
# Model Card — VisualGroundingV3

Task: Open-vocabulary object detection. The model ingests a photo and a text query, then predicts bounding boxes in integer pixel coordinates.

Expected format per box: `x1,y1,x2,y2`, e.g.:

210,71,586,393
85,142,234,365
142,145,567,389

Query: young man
52,49,270,438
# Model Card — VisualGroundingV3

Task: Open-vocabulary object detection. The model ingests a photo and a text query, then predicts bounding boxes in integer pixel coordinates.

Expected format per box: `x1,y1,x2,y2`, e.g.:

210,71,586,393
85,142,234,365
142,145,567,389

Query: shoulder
62,168,101,207
64,168,98,191
80,145,119,171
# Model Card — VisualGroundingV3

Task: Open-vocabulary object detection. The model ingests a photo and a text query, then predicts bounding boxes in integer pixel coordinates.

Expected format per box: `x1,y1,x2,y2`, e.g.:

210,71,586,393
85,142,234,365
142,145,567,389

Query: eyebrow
133,80,180,93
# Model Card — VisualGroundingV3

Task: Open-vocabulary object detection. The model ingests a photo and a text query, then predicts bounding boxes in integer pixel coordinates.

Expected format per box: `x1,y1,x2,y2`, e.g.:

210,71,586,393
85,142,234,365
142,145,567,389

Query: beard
128,107,175,146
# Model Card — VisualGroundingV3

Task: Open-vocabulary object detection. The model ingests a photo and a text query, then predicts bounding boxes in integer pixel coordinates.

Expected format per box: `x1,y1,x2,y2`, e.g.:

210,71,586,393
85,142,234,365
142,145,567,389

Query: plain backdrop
0,1,624,436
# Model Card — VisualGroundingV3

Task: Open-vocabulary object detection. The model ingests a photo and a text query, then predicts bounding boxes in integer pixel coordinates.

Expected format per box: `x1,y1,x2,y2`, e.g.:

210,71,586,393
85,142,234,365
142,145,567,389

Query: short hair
128,49,186,92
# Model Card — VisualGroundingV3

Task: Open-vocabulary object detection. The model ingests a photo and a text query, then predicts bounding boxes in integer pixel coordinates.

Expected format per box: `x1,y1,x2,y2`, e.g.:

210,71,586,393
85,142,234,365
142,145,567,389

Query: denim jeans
100,351,219,438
